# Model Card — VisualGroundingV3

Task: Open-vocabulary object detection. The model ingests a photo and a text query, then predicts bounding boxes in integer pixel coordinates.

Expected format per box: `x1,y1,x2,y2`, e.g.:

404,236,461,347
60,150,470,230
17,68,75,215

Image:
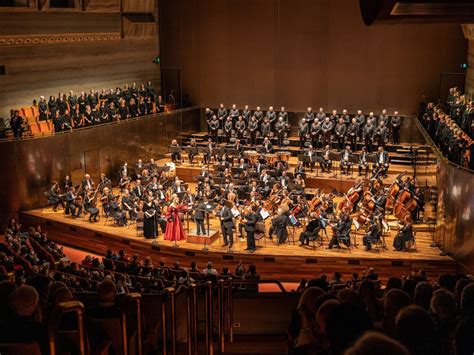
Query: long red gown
164,204,187,241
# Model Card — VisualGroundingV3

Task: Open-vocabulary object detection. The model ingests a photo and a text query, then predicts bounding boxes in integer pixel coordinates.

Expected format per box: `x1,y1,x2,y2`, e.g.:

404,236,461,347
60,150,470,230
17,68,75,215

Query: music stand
185,146,199,165
170,146,182,163
328,151,340,178
367,154,377,177
349,154,359,179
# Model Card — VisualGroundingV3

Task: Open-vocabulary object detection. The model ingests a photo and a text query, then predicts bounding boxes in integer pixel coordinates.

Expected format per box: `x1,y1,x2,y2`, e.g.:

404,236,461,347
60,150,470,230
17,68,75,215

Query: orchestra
43,106,428,255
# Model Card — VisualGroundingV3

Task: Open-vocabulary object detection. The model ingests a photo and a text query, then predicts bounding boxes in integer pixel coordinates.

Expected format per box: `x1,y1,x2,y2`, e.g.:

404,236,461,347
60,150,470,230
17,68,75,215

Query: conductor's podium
186,228,220,245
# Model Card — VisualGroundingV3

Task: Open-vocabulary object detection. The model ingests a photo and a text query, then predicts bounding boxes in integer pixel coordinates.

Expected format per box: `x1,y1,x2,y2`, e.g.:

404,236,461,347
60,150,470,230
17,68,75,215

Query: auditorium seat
0,342,42,355
38,120,53,135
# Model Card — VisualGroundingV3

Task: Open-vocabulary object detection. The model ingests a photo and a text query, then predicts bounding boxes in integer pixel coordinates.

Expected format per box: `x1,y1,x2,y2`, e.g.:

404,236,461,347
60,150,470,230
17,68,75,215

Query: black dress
143,201,157,239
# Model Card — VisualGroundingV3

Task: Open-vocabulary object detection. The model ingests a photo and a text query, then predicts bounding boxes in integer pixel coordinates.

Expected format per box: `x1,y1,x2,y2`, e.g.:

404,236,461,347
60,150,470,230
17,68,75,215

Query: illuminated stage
20,207,457,282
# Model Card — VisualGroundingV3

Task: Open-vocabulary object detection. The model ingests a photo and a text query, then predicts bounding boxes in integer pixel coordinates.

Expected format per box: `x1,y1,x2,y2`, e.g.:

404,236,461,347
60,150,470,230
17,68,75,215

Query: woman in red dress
164,194,187,241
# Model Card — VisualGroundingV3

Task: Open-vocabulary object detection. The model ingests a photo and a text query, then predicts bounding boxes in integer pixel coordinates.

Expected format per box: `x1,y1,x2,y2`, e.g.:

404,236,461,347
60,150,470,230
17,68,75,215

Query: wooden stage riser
21,214,458,282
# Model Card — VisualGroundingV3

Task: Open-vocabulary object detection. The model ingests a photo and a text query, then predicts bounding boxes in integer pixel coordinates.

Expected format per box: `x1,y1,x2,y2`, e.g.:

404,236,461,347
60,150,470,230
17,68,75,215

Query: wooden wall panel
122,0,155,14
160,0,468,115
0,38,159,116
0,13,120,35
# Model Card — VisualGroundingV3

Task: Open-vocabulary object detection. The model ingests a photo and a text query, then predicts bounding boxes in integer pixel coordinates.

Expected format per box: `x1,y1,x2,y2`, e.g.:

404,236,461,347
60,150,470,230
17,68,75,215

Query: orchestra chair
405,231,417,252
254,221,266,247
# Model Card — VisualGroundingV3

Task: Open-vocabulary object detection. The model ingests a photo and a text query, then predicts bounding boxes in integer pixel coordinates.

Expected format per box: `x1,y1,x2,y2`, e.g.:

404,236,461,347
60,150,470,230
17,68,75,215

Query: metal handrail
413,114,474,174
126,293,143,355
0,106,200,143
48,301,86,355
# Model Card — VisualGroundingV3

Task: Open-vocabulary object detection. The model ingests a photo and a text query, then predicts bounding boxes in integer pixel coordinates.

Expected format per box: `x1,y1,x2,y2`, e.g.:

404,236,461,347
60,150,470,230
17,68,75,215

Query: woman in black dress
143,195,157,239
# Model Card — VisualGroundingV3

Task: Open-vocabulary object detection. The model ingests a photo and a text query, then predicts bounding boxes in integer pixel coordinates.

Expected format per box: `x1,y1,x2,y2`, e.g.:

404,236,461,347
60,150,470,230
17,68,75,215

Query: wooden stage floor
20,207,457,282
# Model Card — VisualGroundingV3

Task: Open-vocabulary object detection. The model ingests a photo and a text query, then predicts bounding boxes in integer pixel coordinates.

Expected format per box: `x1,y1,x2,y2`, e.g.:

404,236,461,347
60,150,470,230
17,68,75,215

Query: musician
224,116,233,143
254,106,264,126
374,146,390,177
119,171,131,192
120,162,128,177
183,187,197,206
304,107,314,123
172,179,185,194
321,117,333,146
242,105,252,123
340,145,352,175
374,121,388,147
229,104,240,123
193,196,207,235
299,212,322,246
347,117,358,151
267,106,277,128
155,184,167,202
278,106,289,124
342,109,351,125
81,174,94,191
304,145,317,170
132,179,144,200
170,139,182,162
235,158,248,174
393,216,414,251
294,174,306,189
294,161,306,177
111,196,127,226
298,118,309,148
316,107,326,122
84,190,99,223
379,109,389,127
275,117,287,147
205,108,214,134
187,139,198,164
269,208,289,245
358,146,370,176
209,115,219,142
203,138,214,165
65,186,82,218
362,218,382,251
262,136,273,153
164,194,187,241
235,116,246,139
374,189,388,213
320,145,332,173
242,206,258,252
412,187,425,223
391,111,402,144
310,118,322,149
355,110,365,136
233,139,244,157
217,103,228,126
218,200,235,249
248,116,259,146
143,195,158,239
363,119,375,152
261,117,271,138
121,189,136,221
47,182,65,211
39,96,48,121
62,175,73,191
328,211,352,249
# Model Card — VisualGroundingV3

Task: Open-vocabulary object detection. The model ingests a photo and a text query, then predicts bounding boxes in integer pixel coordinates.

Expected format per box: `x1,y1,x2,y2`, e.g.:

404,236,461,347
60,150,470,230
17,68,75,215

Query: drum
278,152,291,162
244,150,258,164
266,154,278,164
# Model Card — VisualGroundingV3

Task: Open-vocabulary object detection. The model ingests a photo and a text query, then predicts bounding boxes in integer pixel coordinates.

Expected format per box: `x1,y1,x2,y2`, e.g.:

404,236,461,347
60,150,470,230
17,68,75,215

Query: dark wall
435,161,474,273
160,0,467,115
0,108,200,226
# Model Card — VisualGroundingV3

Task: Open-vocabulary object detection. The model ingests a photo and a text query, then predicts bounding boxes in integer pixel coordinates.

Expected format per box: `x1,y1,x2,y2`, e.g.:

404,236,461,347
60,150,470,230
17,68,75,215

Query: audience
1,220,474,354
419,87,473,168
9,81,164,137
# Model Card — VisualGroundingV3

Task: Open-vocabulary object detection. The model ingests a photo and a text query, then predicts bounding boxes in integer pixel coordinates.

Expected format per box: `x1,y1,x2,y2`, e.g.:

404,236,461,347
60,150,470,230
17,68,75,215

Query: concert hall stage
20,208,458,282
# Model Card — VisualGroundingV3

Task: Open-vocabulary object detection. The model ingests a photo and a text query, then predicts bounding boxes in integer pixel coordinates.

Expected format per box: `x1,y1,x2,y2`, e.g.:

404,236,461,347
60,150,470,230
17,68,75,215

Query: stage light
460,63,469,69
152,55,161,64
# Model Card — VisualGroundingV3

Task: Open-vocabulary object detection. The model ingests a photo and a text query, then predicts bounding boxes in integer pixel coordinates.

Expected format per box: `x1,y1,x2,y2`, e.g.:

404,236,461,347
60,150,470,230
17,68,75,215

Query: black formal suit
194,201,207,235
219,206,235,246
363,222,381,250
299,218,322,245
328,215,352,248
244,212,258,251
